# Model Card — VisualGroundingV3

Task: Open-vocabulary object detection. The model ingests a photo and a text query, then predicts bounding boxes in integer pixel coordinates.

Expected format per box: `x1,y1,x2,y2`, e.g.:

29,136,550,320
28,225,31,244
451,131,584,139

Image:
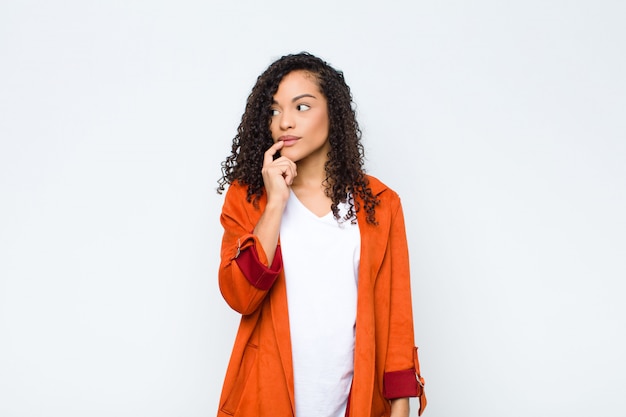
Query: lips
278,135,300,147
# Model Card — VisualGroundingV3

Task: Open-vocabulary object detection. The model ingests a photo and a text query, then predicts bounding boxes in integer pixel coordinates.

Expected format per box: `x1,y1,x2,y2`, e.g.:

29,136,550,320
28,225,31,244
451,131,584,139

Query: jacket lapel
352,176,390,416
270,272,295,415
253,194,296,415
356,176,390,287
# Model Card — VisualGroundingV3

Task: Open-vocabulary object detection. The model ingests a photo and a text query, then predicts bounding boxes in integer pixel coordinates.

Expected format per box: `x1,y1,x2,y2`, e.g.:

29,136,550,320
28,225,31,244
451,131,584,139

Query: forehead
275,70,321,94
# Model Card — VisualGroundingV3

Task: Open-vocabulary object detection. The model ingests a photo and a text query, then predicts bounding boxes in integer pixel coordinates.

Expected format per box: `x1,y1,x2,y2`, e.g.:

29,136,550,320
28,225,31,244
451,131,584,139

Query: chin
280,151,301,162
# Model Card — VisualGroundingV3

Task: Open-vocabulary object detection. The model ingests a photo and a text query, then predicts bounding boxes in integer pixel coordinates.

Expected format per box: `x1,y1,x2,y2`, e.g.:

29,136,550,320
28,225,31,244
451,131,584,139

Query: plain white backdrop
1,1,625,416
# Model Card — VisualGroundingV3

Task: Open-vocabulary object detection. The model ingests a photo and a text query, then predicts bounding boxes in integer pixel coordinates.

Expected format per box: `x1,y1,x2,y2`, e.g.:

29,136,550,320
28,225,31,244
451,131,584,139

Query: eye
296,104,310,111
270,109,280,116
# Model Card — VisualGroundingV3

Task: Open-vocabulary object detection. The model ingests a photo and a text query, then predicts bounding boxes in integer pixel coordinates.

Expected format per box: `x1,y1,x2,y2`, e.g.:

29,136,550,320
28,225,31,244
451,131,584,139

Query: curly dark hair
217,52,379,224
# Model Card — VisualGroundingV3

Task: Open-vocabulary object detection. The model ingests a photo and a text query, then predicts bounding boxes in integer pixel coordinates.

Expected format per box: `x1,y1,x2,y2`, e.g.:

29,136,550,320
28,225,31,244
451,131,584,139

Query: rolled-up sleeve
218,184,283,315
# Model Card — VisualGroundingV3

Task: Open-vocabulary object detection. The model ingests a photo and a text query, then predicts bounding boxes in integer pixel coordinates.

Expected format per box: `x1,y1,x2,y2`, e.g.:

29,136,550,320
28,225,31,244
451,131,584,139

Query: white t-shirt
280,190,361,417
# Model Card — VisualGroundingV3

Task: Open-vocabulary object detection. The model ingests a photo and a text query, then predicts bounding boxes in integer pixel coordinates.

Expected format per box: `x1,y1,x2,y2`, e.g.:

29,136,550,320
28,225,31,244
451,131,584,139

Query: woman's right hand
252,141,296,265
261,141,297,206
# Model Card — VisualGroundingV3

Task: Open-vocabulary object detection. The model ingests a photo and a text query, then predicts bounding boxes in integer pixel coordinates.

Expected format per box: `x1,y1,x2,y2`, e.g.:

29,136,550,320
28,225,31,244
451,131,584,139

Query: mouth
278,135,300,146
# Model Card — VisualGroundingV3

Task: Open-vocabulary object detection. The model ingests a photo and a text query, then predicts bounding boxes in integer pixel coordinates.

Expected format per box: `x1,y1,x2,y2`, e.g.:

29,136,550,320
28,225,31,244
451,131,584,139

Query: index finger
263,141,284,166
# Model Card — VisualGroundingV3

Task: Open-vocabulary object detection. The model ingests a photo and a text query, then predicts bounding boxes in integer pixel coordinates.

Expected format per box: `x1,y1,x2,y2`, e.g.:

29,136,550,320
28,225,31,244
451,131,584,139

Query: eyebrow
291,93,317,102
272,93,318,104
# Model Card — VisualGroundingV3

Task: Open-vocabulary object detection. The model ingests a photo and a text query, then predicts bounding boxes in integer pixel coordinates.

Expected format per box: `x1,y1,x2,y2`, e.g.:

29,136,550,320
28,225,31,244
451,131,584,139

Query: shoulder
222,181,266,218
365,175,400,205
224,180,264,203
224,180,248,199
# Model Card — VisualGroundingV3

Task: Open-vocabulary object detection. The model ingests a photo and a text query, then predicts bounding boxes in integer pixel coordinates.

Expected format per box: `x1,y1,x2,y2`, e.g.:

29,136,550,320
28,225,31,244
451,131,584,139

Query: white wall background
1,1,625,416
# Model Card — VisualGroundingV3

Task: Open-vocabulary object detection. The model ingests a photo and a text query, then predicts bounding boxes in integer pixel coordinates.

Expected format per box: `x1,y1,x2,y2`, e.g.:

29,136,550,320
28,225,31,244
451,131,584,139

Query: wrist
264,198,288,213
390,397,409,417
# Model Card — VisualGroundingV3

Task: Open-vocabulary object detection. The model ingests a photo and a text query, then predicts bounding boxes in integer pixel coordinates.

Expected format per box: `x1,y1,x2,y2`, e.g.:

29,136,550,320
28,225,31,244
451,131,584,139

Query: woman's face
269,70,330,165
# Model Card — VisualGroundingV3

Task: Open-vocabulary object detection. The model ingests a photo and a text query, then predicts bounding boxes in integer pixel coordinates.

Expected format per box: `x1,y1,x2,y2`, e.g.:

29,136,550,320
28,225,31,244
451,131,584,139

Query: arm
253,140,296,264
384,198,417,378
383,197,426,414
218,141,297,315
218,185,283,315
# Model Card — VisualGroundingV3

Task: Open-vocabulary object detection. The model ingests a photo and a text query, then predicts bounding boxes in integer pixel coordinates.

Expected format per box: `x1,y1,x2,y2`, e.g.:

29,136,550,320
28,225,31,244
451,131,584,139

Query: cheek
317,114,330,136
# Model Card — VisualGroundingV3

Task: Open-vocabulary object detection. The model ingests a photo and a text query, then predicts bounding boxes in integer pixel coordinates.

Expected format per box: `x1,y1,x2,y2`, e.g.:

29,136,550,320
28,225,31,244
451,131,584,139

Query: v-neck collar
287,189,334,221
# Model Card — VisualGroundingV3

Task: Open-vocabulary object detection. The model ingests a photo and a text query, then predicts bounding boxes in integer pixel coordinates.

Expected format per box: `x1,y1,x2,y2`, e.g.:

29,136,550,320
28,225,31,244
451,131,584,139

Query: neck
290,157,333,217
291,157,327,190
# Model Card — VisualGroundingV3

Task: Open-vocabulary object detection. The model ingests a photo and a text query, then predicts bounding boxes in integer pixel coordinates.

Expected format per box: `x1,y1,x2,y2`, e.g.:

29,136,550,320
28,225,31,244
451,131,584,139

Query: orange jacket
217,176,425,417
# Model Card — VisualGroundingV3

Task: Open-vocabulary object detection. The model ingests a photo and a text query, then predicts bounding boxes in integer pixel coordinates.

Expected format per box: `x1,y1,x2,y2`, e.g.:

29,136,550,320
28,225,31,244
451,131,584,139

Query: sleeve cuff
383,368,419,399
234,244,283,291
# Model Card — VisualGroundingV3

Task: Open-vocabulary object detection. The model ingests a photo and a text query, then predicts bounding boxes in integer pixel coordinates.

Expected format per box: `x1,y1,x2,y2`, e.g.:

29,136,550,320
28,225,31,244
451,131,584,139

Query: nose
278,110,294,130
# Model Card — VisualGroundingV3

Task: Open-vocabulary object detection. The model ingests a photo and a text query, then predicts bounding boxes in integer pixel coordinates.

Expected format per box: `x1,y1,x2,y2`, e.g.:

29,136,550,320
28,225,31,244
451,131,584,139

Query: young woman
216,52,426,417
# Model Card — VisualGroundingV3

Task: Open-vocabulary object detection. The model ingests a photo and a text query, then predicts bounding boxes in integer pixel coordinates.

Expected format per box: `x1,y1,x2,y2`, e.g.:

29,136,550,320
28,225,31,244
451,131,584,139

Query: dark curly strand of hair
217,52,379,224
